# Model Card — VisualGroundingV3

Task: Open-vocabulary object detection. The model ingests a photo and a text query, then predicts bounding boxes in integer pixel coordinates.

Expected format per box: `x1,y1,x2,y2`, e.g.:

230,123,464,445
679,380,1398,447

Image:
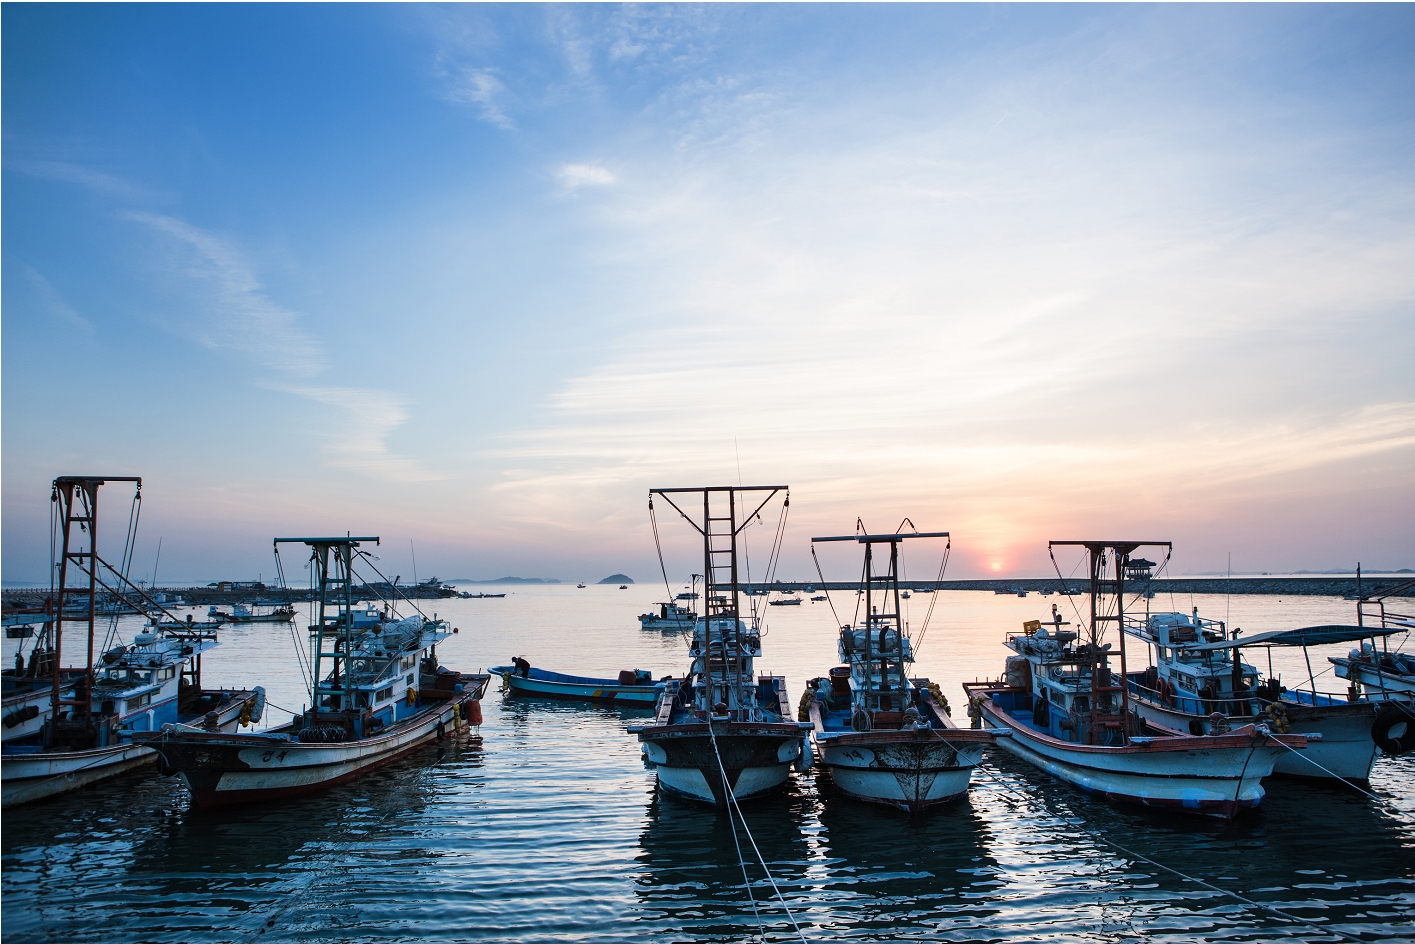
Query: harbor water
3,586,1412,942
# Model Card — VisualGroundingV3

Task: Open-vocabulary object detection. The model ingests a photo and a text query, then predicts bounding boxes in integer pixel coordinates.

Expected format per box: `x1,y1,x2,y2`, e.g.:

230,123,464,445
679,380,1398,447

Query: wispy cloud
556,163,616,189
7,159,167,203
123,213,440,482
20,264,94,333
442,66,514,128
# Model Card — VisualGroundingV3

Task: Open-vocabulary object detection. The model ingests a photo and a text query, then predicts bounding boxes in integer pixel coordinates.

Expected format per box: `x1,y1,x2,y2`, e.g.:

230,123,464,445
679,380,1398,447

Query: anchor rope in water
971,765,1369,943
1262,732,1396,808
706,721,809,943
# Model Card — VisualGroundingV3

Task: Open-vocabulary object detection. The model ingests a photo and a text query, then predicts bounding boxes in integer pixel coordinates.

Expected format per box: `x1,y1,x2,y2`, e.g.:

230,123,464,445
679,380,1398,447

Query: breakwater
742,576,1412,597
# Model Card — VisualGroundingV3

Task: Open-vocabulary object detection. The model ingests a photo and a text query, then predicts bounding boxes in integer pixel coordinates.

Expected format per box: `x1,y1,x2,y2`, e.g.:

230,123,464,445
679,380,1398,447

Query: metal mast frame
813,531,949,713
50,476,142,746
1050,540,1170,745
275,536,379,717
651,486,786,713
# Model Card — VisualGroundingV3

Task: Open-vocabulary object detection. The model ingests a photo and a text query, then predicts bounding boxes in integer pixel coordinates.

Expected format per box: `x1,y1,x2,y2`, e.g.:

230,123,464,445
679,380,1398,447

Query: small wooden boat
140,536,489,809
966,540,1308,819
629,486,811,807
492,663,663,704
806,527,996,814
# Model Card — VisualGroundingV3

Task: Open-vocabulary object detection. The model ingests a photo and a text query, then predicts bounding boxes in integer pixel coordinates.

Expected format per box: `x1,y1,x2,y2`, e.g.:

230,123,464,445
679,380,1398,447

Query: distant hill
448,577,562,585
598,574,633,585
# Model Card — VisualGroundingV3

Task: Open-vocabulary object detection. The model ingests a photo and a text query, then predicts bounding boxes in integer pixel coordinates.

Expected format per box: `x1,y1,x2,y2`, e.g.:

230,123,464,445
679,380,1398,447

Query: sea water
3,587,1412,942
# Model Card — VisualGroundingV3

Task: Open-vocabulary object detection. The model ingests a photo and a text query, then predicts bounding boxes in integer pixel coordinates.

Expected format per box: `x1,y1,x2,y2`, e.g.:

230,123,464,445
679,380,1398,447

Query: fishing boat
1124,609,1408,780
138,536,490,809
225,603,295,623
806,527,996,813
629,486,812,807
1330,577,1415,707
2,476,262,807
811,595,828,602
768,597,801,606
640,601,698,630
492,661,664,704
964,540,1307,819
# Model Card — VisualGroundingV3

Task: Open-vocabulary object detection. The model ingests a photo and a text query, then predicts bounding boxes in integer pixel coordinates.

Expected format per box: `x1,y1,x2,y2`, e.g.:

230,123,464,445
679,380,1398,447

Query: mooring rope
971,764,1369,943
706,722,809,943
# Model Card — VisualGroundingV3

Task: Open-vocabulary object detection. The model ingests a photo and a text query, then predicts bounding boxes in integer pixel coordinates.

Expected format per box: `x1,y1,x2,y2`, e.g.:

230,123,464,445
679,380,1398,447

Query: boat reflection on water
633,785,817,939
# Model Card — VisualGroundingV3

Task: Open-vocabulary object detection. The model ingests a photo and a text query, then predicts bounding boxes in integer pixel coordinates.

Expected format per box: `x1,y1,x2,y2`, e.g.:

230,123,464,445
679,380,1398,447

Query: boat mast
275,536,379,718
49,476,141,748
813,530,949,714
651,487,785,714
1050,540,1170,745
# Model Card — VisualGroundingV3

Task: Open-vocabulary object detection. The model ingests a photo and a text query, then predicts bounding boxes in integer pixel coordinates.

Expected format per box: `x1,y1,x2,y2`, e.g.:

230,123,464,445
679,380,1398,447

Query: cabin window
128,692,151,709
401,656,417,672
405,674,414,687
131,669,153,684
160,666,176,681
1048,688,1062,705
376,686,394,703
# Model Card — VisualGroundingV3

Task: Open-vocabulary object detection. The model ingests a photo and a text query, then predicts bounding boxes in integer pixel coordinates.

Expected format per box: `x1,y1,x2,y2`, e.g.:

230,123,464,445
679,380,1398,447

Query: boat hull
637,722,803,807
1127,686,1379,780
970,685,1298,819
493,668,660,705
815,729,992,814
1332,658,1415,702
0,688,256,807
142,695,477,809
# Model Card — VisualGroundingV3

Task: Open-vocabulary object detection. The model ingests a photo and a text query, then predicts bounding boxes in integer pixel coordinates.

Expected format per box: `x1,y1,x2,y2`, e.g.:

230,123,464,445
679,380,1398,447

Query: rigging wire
910,539,951,658
648,497,675,605
706,723,809,943
810,545,842,631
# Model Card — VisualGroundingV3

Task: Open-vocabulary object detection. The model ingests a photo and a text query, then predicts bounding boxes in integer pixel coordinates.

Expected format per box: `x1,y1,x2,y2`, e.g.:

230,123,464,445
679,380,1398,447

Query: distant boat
458,592,505,599
640,602,697,631
811,595,828,602
901,590,911,599
993,588,1011,595
577,583,586,589
492,664,664,705
769,597,802,606
619,585,628,589
226,603,295,623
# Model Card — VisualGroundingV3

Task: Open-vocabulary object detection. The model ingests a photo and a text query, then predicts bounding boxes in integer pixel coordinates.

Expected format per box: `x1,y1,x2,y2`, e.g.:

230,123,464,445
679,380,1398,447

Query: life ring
1157,679,1175,707
1188,719,1205,736
1372,705,1412,755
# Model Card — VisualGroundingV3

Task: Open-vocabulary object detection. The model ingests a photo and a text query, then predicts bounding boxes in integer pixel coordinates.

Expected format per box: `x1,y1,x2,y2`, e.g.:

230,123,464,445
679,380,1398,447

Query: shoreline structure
3,575,1410,608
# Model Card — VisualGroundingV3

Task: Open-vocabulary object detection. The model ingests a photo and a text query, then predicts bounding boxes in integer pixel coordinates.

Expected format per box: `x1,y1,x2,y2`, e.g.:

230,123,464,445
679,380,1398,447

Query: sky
3,3,1413,587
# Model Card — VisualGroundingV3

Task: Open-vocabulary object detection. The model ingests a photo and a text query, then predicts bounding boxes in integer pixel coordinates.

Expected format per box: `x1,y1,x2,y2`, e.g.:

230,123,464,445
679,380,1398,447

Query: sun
990,561,1002,572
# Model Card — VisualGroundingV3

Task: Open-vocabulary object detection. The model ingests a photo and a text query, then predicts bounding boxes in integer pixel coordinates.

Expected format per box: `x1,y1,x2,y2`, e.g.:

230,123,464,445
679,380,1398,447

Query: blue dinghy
491,662,664,705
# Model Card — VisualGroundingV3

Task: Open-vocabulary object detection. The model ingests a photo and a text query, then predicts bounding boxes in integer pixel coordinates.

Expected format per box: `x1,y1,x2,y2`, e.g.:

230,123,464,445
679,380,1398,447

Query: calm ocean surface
3,586,1412,942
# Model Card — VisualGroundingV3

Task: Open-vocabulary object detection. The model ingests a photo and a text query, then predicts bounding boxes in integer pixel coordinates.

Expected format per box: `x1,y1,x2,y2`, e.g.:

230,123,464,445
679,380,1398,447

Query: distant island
448,577,562,585
598,574,633,584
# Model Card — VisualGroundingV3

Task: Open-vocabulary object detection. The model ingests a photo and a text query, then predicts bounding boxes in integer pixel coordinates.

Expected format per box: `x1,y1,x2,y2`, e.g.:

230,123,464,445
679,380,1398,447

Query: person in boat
513,656,531,678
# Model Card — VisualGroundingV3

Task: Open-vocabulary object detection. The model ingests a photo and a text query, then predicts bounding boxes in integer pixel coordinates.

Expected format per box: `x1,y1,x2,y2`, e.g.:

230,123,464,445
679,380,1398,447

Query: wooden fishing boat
806,526,996,814
139,536,489,809
966,540,1307,819
1123,611,1402,780
2,476,262,807
628,486,812,807
492,663,664,704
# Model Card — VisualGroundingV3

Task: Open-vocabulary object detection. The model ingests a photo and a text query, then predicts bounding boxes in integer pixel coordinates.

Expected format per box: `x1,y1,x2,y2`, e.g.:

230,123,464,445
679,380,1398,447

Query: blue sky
4,4,1413,585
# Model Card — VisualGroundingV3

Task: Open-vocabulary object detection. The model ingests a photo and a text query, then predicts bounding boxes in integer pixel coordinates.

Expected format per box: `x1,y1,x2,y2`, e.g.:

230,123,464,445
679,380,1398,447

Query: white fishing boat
806,527,996,813
141,536,490,809
1330,577,1415,710
1124,610,1409,780
3,476,262,807
226,603,295,623
640,602,697,631
629,486,812,807
965,540,1307,819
